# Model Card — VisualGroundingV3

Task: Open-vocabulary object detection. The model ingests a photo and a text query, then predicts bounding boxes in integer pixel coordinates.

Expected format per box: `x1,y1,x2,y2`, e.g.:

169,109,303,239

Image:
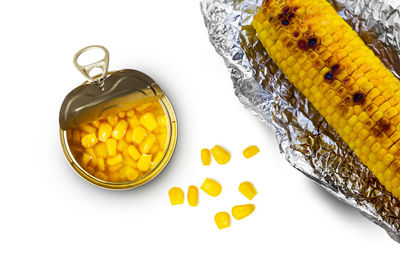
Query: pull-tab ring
73,45,109,82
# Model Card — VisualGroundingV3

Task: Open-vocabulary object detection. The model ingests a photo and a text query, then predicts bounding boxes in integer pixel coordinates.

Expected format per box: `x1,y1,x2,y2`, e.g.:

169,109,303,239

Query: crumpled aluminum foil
200,0,400,242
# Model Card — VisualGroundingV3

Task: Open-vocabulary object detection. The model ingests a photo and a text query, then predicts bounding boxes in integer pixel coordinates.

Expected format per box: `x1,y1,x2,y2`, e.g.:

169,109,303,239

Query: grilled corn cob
253,0,400,199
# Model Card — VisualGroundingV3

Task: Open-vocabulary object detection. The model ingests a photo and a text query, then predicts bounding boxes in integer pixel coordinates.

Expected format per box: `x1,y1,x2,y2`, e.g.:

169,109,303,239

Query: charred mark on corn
324,72,334,81
353,92,365,104
307,37,318,48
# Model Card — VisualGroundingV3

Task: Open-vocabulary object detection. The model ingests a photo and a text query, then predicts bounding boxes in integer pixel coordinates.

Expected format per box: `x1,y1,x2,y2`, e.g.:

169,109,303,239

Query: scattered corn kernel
98,122,112,142
132,126,147,144
239,181,257,200
187,185,199,207
214,212,230,230
201,148,211,166
232,204,255,220
94,142,107,157
200,178,222,197
107,154,123,166
140,112,159,131
112,120,128,140
243,145,259,159
138,154,152,171
210,145,231,165
81,133,98,148
168,187,184,205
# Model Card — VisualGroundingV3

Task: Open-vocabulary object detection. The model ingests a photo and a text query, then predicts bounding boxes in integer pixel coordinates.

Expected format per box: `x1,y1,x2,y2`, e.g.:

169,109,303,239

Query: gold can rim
60,94,177,190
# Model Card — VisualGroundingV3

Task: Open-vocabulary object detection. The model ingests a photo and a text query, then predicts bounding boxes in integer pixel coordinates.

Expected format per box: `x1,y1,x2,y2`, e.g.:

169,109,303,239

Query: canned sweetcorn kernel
59,46,177,189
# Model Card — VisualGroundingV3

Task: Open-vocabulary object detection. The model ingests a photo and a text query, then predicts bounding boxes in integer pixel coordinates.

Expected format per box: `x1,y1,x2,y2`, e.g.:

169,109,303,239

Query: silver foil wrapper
200,0,400,242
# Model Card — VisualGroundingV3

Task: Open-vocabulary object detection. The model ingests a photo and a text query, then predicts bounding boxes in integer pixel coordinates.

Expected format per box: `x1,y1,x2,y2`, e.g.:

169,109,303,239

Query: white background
1,0,400,257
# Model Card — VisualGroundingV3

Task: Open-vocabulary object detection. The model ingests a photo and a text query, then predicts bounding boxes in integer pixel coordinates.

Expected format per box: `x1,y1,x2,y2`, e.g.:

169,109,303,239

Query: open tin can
59,45,177,189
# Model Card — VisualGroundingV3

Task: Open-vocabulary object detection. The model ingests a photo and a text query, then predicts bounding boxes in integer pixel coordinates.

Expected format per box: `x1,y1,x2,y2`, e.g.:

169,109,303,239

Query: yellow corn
126,109,135,117
91,120,100,128
124,165,139,180
214,212,230,230
210,145,231,165
106,115,118,126
243,145,260,159
231,204,255,220
105,138,117,156
200,178,222,197
139,133,157,154
136,102,153,112
187,185,199,207
79,124,96,134
94,142,107,157
72,129,80,145
138,154,152,171
201,148,211,166
81,133,98,148
81,153,92,166
118,111,126,118
127,145,141,160
111,120,128,140
132,126,147,144
117,140,129,152
127,115,140,128
98,157,105,171
140,112,159,132
107,154,123,166
253,0,400,199
98,122,112,142
239,181,257,200
151,151,164,168
168,187,184,205
95,172,109,181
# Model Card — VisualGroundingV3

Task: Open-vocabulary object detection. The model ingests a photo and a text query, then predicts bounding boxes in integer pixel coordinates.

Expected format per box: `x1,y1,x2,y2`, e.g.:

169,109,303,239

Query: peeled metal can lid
59,45,163,130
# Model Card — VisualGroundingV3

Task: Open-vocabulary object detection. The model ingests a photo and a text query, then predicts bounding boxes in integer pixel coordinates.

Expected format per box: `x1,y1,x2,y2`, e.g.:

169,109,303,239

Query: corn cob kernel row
253,0,400,198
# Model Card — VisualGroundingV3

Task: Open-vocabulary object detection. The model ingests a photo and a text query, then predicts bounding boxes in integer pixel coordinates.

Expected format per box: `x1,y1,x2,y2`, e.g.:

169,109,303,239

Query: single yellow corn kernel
91,120,100,128
95,172,108,181
117,140,129,152
243,145,260,159
138,154,152,171
168,187,184,205
108,163,124,173
149,143,160,154
201,148,211,166
187,185,199,207
107,154,123,166
140,112,159,131
132,126,147,144
214,212,230,230
124,165,139,180
125,129,133,143
81,153,92,166
111,120,128,140
97,157,105,171
210,145,231,165
158,132,167,148
81,133,98,148
157,115,167,126
151,151,164,169
79,124,97,134
139,133,157,154
200,178,222,197
231,204,255,220
126,109,135,117
127,145,141,160
98,122,112,142
118,111,126,118
105,138,117,156
127,115,139,128
135,102,153,112
239,181,257,200
72,129,80,144
106,115,119,126
94,142,107,157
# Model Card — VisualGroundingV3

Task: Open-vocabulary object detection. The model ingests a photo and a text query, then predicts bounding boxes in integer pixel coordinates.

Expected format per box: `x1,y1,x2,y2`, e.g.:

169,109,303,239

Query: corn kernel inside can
66,100,169,183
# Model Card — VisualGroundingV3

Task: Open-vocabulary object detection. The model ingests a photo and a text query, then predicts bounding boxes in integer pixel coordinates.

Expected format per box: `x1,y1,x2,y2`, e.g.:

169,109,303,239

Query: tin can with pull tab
59,45,177,189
